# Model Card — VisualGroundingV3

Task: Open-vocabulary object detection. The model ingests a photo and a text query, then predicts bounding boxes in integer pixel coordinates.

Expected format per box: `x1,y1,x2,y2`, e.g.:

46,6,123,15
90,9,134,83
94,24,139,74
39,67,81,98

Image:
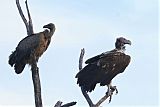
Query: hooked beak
125,39,131,45
43,25,48,28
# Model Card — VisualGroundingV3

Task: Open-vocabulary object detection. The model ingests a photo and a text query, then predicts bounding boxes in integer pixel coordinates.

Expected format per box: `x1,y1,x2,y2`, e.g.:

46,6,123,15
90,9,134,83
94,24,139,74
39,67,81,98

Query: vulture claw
106,85,118,103
111,86,118,95
106,88,113,103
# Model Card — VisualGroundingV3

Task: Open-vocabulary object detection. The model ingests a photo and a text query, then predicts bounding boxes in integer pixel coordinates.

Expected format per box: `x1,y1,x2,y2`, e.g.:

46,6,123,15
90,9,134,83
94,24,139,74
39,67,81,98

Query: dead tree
16,0,42,106
15,0,76,107
78,48,116,107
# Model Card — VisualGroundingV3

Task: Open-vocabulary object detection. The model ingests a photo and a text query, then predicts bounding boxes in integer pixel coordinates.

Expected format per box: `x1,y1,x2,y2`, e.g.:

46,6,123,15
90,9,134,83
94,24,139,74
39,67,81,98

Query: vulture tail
8,50,26,74
8,51,16,66
76,64,101,92
14,62,25,74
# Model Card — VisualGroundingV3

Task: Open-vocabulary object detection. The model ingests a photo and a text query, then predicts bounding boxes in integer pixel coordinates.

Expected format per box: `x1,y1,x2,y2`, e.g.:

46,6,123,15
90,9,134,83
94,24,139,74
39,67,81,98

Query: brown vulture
76,37,131,98
8,23,55,74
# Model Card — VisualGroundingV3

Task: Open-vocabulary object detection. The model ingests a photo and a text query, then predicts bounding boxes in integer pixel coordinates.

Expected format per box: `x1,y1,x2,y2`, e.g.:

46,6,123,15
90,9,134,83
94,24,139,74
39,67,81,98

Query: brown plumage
76,37,131,93
8,23,55,74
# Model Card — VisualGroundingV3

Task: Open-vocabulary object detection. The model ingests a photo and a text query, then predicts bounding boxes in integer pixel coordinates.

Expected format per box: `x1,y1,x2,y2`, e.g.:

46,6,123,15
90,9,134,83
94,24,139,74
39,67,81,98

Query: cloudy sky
0,0,159,107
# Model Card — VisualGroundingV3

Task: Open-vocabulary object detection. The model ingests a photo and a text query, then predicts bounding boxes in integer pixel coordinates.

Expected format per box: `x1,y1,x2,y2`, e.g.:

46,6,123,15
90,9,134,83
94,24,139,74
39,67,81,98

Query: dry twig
54,101,76,107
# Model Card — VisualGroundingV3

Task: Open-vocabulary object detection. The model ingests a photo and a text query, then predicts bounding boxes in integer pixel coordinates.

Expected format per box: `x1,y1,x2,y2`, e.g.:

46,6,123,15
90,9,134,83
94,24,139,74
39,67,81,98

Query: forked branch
16,0,76,107
78,48,115,107
16,0,33,35
25,0,34,33
16,0,42,107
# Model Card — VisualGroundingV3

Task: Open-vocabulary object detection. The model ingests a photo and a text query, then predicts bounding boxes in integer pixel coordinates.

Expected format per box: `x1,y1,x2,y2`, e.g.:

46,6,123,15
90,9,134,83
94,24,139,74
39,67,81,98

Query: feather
76,51,131,92
8,23,55,74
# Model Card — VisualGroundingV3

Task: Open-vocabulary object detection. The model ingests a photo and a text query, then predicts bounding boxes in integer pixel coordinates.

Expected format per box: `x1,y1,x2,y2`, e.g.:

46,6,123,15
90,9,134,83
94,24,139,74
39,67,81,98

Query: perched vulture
76,37,131,97
8,23,55,74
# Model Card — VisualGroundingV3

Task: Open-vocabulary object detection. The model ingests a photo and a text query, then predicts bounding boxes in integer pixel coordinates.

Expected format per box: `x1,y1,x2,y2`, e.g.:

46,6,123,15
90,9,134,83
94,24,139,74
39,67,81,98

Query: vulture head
43,23,56,37
115,37,131,50
43,23,55,31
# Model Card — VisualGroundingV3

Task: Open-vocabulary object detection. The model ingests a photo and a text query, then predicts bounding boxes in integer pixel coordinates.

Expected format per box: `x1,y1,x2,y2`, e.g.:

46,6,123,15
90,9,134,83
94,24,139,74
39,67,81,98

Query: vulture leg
106,81,118,103
110,85,118,94
106,83,112,103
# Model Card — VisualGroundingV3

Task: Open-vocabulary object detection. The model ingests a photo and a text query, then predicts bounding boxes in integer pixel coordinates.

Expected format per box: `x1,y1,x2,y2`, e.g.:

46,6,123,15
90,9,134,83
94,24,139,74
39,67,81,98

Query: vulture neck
48,28,54,37
103,46,126,55
115,46,126,53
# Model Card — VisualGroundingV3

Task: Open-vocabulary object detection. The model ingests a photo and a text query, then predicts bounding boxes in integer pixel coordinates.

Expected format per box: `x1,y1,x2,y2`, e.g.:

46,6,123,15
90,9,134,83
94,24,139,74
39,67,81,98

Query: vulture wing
9,34,41,74
85,54,102,64
76,51,131,92
17,34,40,59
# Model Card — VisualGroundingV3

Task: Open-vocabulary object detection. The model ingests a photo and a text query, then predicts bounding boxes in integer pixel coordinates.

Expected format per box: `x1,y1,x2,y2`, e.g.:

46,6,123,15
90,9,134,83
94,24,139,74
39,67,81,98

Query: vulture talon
110,86,118,95
106,88,113,103
109,94,112,103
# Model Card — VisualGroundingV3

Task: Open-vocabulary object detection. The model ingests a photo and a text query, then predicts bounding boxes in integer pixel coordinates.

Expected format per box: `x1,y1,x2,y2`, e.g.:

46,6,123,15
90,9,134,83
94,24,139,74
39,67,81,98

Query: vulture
76,37,131,97
8,23,55,74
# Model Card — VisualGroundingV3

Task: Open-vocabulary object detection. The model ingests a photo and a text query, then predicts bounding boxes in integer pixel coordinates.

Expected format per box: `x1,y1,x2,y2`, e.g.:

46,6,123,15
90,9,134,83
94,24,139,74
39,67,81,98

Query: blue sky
0,0,159,106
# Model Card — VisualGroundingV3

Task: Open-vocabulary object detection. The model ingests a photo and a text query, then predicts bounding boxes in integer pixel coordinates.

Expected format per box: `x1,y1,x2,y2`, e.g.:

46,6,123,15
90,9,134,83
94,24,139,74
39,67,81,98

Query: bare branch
95,92,114,107
31,64,43,107
79,48,85,70
54,101,76,107
54,101,63,107
25,0,34,34
61,102,77,107
79,48,94,107
81,87,94,107
16,0,29,34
